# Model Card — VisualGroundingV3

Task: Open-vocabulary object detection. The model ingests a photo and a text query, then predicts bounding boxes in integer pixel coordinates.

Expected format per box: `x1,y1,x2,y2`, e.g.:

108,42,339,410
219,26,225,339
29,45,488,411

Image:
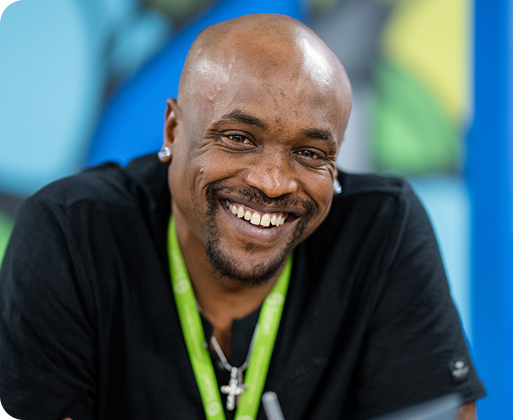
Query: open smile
216,193,304,244
224,200,288,228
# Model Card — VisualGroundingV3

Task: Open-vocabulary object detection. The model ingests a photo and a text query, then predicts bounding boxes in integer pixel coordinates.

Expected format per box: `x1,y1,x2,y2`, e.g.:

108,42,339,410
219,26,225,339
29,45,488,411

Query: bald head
177,14,352,136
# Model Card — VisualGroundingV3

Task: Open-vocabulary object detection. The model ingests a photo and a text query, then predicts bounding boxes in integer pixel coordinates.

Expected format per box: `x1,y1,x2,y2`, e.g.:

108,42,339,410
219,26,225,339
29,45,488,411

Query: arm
0,195,97,419
458,402,476,420
352,183,485,418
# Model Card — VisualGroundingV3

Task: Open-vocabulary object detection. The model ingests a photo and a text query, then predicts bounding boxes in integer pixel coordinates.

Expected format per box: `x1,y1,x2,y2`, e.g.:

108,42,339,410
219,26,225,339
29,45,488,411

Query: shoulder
324,171,423,235
9,153,171,256
28,153,168,212
301,171,434,286
339,171,407,196
335,171,418,209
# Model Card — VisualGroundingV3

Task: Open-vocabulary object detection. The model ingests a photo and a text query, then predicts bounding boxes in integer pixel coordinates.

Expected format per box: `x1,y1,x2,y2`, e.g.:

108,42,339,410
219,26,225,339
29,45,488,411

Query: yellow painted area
382,0,470,123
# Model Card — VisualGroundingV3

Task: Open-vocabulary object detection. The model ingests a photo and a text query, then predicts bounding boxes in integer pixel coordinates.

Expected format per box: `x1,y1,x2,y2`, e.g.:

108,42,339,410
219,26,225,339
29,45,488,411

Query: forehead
186,54,347,141
178,23,352,144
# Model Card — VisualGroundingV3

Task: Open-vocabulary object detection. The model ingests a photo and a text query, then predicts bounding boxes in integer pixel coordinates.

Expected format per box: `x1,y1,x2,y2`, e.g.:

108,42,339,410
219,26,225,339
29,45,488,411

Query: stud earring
333,179,342,195
158,146,172,161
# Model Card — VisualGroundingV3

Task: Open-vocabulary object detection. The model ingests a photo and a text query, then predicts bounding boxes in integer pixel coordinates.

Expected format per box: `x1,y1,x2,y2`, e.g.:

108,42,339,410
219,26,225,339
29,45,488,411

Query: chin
203,181,317,285
205,238,290,287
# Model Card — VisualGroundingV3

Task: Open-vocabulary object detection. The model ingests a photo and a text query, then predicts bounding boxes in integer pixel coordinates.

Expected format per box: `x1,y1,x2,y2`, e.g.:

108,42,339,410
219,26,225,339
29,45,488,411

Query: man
0,14,484,420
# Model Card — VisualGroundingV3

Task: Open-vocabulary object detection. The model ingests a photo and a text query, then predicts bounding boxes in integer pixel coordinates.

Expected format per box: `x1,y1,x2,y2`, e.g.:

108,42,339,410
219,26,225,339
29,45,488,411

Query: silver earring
333,179,342,195
158,146,172,159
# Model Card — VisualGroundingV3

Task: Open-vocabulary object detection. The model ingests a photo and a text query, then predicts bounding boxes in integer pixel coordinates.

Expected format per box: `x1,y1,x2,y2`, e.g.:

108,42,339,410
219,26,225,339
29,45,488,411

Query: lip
217,192,306,217
218,198,298,244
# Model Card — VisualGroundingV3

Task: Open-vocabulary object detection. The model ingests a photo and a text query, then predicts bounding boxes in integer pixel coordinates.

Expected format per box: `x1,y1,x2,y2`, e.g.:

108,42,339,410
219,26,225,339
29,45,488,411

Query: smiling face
164,15,352,286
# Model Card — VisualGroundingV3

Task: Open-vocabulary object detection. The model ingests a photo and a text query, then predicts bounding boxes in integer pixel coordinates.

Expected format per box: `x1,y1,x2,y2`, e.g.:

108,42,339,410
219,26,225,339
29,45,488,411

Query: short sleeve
353,185,485,419
0,194,97,420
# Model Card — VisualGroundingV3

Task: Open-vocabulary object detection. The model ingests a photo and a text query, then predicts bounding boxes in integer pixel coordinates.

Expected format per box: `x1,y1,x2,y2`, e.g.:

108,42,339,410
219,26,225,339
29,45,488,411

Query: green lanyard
168,217,292,420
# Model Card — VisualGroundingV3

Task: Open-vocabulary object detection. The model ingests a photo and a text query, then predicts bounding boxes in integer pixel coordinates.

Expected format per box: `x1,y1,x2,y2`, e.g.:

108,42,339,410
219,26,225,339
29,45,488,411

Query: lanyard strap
168,217,292,420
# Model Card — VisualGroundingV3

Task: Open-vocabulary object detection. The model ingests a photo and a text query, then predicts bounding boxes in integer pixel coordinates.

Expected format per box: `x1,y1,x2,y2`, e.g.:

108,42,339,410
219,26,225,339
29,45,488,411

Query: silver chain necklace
210,335,251,411
197,298,256,412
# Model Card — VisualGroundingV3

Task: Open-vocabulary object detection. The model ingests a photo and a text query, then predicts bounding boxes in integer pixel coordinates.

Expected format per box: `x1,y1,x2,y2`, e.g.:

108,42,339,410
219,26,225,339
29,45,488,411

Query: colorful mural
374,0,469,174
0,210,12,264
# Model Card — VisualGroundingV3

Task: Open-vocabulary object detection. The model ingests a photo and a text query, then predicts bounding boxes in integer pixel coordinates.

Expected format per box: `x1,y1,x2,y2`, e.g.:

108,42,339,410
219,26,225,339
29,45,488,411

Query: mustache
205,181,316,212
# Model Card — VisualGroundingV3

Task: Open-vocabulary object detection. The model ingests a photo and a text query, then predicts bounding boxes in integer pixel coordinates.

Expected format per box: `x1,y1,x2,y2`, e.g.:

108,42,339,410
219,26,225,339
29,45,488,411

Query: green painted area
372,60,462,175
0,210,14,268
148,0,214,26
308,0,339,12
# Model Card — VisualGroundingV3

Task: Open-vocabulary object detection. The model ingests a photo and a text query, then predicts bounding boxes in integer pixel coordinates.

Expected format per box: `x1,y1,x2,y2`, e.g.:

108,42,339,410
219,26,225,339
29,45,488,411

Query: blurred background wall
0,0,511,418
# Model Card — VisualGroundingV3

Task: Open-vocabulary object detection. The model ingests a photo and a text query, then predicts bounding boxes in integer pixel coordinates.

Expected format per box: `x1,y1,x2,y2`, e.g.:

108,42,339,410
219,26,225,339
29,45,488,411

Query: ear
333,168,342,196
158,98,182,163
163,97,182,148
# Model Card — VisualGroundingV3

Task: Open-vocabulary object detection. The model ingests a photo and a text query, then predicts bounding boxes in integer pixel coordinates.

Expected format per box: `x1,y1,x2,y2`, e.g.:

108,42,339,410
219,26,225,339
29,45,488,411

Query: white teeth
250,213,261,225
226,200,287,228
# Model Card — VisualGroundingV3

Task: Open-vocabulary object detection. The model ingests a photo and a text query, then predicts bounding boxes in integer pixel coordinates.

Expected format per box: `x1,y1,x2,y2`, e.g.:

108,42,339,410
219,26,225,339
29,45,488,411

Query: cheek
168,150,235,207
196,151,247,182
167,156,203,219
309,177,335,218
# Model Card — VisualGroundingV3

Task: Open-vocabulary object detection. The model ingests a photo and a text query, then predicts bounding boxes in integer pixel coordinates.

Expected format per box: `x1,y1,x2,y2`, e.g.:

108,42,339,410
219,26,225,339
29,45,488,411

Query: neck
192,269,278,361
172,206,282,359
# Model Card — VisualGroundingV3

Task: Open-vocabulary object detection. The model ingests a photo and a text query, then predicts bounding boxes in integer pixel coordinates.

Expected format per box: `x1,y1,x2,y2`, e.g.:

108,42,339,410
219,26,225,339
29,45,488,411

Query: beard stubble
204,182,315,287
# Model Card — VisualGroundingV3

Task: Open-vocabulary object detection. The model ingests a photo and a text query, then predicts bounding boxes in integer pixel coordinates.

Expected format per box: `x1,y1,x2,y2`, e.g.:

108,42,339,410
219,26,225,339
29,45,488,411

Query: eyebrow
300,128,335,144
218,109,268,129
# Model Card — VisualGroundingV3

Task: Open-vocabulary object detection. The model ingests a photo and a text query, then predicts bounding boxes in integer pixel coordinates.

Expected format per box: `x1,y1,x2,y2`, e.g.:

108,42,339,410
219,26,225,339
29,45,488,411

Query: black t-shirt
0,154,485,420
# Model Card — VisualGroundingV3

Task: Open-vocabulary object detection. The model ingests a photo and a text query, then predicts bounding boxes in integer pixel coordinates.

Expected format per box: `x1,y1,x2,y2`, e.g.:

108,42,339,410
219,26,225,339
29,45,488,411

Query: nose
244,154,298,198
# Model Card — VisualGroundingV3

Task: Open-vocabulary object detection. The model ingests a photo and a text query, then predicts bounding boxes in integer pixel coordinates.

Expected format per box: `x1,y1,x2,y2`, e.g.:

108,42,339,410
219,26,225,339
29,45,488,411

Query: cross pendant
220,367,247,411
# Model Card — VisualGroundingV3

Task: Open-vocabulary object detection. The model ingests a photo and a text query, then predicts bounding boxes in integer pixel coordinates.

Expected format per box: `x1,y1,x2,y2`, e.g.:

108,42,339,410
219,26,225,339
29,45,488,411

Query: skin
65,13,476,419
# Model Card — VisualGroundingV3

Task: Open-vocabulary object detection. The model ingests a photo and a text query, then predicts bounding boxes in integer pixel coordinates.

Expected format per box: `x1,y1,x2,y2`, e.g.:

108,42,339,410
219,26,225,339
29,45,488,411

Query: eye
294,148,330,168
226,134,253,145
296,149,321,159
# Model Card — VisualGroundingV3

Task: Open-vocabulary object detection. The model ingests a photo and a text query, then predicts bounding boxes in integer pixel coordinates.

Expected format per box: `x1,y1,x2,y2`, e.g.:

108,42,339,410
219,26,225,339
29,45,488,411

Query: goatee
204,182,315,287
